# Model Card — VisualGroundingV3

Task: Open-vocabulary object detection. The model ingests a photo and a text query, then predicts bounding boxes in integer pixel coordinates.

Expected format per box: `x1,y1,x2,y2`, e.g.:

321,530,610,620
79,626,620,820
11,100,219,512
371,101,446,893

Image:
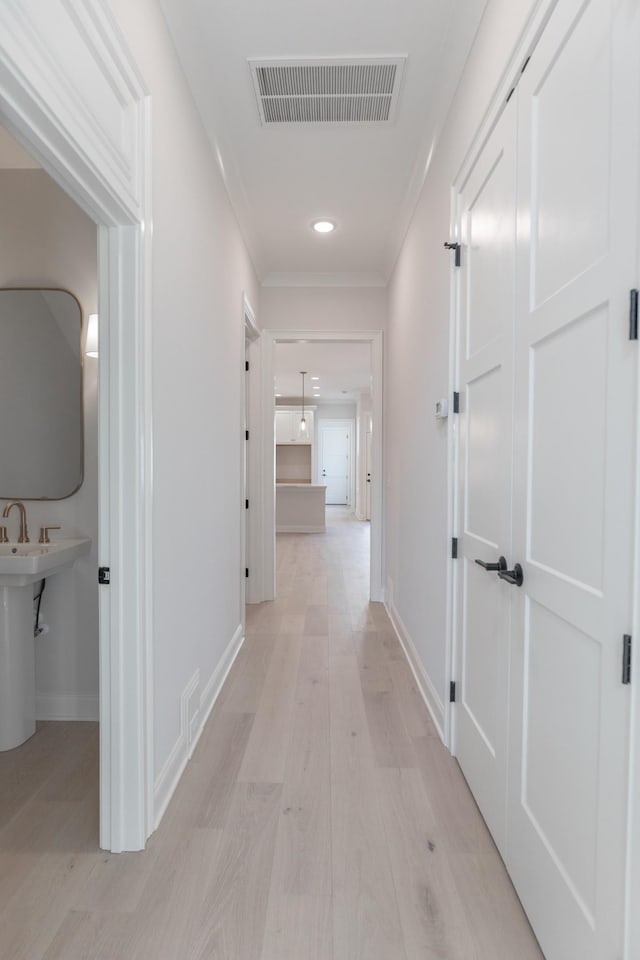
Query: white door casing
454,97,517,856
320,421,352,505
507,0,639,956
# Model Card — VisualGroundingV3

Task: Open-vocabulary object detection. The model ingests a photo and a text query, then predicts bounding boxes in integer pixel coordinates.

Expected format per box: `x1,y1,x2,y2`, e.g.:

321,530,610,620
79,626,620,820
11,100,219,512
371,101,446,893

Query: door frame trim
261,329,384,602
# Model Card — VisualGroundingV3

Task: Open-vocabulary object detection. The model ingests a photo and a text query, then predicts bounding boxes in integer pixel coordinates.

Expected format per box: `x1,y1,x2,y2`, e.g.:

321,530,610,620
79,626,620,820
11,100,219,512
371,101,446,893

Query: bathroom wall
0,167,99,719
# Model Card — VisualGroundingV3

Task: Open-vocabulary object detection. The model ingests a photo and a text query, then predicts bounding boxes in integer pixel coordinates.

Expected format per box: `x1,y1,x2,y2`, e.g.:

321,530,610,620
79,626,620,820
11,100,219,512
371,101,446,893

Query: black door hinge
98,566,110,585
451,537,458,559
245,499,249,509
245,567,249,579
444,241,461,267
245,429,249,441
245,360,249,371
449,681,456,703
622,634,632,685
630,290,638,340
452,391,460,414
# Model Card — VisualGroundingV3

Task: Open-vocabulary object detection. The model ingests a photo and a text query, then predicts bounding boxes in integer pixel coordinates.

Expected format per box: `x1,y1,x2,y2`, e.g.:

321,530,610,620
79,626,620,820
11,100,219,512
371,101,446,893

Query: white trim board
261,329,384,603
385,580,445,740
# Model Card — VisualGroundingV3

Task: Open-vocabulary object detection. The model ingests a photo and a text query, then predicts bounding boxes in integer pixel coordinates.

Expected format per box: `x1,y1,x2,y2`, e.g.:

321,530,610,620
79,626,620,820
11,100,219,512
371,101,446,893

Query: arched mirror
0,288,83,499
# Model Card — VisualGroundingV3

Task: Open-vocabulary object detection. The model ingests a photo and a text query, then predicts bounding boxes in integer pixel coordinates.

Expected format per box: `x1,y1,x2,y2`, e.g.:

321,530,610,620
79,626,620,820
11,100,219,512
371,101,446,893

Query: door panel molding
449,1,640,956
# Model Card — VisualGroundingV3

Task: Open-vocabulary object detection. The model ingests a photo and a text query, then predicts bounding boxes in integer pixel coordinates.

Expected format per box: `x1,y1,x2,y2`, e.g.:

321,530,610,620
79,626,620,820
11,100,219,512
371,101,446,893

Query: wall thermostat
435,399,449,419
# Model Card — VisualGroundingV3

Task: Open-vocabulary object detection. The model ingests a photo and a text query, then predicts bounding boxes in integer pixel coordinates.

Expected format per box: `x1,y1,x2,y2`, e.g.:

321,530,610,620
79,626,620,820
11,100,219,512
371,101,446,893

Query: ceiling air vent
248,57,406,126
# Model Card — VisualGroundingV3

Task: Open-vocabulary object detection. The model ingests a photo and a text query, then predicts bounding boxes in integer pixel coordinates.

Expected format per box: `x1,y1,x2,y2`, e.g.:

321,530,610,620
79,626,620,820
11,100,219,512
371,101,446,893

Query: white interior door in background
454,96,517,856
319,422,351,504
506,1,639,957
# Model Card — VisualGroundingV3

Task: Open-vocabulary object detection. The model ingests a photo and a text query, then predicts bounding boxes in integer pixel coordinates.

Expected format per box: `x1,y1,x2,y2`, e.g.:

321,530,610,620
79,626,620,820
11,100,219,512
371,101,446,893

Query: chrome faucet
2,501,30,543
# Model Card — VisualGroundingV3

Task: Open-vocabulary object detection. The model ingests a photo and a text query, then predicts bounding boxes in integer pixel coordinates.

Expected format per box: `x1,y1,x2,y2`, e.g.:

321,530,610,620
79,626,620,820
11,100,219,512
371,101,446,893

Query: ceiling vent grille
248,57,406,126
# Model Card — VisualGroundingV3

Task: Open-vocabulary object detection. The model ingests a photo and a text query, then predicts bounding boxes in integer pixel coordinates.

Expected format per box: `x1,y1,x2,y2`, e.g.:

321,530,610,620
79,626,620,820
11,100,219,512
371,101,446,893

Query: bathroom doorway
1,4,153,851
0,126,101,845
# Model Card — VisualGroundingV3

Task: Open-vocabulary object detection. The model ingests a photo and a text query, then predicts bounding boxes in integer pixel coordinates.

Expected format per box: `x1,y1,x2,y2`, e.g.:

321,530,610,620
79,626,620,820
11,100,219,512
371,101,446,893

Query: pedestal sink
0,537,91,751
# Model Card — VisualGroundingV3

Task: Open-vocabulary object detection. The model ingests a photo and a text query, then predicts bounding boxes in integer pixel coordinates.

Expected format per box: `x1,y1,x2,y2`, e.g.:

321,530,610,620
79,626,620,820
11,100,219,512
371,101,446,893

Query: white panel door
320,423,351,504
454,99,517,854
507,0,639,956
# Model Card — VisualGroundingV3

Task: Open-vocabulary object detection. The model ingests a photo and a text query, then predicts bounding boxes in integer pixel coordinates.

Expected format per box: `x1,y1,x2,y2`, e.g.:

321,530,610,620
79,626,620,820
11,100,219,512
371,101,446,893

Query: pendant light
298,370,308,438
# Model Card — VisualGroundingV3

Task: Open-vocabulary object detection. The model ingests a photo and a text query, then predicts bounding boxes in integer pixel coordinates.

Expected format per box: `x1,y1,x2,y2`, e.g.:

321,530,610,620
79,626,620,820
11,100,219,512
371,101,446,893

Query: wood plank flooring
0,507,543,959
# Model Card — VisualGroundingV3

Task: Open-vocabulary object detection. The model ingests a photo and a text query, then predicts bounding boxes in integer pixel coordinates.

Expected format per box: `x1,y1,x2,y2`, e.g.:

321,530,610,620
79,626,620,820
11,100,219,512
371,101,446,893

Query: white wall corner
152,625,245,830
385,591,445,740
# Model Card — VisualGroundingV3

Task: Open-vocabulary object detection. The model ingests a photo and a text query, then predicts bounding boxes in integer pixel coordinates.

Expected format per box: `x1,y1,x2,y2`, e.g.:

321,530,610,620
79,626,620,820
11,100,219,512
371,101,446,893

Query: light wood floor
0,507,543,959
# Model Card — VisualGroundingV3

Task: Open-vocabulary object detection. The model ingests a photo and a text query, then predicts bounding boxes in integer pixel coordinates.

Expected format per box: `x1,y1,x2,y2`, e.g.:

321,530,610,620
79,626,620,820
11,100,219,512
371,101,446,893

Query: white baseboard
276,524,325,533
36,693,99,721
153,623,244,829
385,587,445,740
197,623,244,741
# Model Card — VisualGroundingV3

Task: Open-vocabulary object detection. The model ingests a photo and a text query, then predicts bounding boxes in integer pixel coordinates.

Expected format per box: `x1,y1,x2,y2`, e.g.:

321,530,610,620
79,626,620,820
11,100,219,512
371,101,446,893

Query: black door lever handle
475,556,507,572
498,563,524,587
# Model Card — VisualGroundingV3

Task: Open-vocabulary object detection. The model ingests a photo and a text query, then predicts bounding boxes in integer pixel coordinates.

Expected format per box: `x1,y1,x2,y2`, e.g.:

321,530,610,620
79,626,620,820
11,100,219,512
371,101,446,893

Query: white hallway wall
106,0,260,812
0,168,99,720
260,286,387,334
386,0,540,719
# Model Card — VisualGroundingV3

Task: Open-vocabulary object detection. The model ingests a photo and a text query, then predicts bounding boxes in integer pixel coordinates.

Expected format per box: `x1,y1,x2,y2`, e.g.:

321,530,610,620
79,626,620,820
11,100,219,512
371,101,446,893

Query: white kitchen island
276,483,327,533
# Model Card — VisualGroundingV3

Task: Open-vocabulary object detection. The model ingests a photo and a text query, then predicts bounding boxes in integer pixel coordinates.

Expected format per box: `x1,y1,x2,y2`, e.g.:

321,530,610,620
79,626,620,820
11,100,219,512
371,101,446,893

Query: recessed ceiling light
312,219,335,234
311,376,319,380
275,393,282,397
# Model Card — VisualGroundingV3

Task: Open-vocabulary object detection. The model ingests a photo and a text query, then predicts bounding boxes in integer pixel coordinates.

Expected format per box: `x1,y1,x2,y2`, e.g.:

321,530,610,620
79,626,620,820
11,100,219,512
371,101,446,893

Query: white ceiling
274,341,371,401
159,0,487,285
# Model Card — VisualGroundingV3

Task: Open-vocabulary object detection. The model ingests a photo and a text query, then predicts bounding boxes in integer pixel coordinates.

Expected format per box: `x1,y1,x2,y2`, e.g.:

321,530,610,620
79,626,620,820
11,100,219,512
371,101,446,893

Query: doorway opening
261,330,383,604
1,6,153,851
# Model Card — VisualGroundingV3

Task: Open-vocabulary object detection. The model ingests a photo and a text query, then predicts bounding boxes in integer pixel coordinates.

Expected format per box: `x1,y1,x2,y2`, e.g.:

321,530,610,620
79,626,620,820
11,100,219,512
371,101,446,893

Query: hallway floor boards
0,508,543,959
